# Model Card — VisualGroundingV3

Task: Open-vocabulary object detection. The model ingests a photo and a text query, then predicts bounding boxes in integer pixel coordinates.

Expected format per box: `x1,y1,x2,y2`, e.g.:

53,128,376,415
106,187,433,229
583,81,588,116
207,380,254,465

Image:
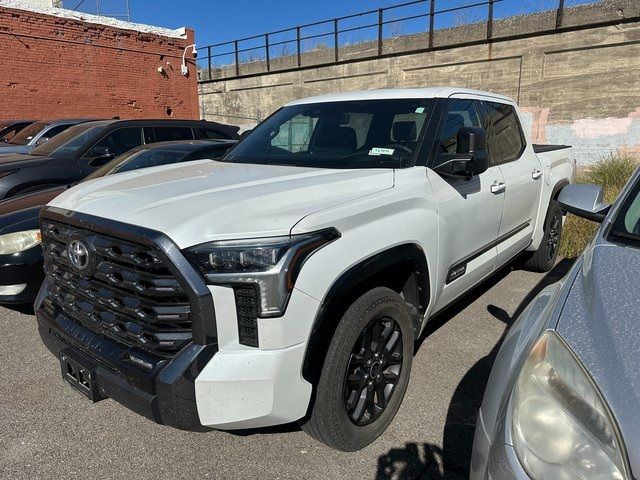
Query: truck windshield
224,99,435,168
610,173,640,247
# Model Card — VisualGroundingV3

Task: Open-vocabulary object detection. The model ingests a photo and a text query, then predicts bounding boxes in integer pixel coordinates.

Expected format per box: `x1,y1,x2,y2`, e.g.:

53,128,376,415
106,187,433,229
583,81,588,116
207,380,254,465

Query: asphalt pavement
0,260,572,480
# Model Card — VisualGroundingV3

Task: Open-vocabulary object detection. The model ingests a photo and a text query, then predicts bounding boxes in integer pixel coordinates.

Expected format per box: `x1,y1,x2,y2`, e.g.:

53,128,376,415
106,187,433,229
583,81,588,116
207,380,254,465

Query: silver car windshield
610,174,640,246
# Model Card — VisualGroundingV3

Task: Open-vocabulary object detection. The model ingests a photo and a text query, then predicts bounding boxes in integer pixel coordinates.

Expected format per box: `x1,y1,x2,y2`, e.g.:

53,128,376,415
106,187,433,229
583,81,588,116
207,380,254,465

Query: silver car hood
557,242,640,477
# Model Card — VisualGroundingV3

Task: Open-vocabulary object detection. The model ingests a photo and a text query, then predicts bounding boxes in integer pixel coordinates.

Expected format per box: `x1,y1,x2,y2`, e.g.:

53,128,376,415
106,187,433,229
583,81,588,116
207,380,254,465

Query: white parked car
36,88,575,451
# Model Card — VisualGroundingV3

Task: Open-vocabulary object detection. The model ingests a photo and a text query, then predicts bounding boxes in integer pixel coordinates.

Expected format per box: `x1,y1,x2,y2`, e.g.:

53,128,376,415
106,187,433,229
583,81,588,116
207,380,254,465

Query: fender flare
552,178,570,202
301,243,430,384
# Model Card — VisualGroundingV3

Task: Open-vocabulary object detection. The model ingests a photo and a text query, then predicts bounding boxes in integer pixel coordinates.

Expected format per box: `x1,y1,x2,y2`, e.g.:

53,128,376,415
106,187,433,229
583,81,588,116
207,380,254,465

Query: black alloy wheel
343,316,403,426
300,287,414,451
546,213,561,263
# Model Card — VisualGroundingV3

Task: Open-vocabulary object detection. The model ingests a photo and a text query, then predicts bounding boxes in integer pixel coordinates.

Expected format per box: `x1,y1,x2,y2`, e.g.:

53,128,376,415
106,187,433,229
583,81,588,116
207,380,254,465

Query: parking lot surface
0,260,571,480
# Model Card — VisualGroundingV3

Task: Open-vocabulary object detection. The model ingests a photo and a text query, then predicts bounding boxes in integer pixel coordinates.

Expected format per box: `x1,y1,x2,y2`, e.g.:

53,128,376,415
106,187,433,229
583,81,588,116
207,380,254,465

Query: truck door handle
490,182,506,194
532,169,543,180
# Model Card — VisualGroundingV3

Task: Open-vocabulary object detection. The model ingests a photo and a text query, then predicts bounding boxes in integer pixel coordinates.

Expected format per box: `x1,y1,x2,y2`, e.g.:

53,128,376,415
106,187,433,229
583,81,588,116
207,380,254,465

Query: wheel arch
301,243,430,385
552,178,570,202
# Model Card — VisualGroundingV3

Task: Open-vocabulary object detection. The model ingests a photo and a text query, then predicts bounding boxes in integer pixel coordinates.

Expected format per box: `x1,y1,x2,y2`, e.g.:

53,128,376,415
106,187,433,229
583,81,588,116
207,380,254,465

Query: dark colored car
0,139,237,304
0,119,239,200
0,118,98,155
0,120,34,143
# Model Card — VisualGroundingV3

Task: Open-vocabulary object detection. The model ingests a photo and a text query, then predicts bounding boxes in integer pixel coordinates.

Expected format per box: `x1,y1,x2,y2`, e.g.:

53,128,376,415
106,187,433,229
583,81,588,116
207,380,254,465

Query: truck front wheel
301,287,414,451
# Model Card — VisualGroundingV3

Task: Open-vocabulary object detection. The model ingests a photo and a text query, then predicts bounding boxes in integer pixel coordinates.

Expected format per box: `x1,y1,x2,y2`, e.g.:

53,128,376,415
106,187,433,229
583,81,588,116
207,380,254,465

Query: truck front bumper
36,281,314,431
37,298,216,430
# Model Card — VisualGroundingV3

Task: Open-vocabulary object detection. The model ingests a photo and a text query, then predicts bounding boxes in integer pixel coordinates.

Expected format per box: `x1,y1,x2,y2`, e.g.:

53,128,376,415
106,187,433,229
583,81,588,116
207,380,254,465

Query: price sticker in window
369,147,395,156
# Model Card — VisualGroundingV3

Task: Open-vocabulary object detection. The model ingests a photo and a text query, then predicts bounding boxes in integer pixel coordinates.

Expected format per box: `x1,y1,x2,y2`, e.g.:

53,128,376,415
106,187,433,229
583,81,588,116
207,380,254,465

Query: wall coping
0,0,187,38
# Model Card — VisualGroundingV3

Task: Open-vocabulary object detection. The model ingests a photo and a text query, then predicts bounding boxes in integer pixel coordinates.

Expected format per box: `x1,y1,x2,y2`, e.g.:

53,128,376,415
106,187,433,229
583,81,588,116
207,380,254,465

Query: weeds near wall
560,153,639,258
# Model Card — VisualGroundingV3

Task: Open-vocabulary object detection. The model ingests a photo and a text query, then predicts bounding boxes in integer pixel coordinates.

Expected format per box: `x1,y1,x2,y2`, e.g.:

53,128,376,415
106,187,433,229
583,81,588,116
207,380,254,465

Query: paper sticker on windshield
369,147,395,156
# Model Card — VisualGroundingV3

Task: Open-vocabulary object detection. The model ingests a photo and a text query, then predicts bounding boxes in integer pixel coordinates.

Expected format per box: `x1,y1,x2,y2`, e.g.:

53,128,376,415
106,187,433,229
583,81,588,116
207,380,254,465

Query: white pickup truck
36,88,575,451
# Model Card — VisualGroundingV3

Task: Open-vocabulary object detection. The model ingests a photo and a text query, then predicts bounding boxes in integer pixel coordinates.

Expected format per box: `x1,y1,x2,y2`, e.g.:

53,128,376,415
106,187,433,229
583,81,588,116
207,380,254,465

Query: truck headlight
0,230,42,254
512,331,628,480
185,228,339,316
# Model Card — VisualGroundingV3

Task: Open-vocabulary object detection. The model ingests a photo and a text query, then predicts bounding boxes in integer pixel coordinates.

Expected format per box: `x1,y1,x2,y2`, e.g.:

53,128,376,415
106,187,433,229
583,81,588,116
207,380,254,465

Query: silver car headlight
0,230,42,254
184,229,339,316
512,330,628,480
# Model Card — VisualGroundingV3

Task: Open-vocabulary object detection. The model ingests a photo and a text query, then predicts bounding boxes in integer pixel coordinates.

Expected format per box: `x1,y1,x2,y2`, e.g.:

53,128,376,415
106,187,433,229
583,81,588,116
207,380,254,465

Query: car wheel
524,200,563,272
301,287,414,451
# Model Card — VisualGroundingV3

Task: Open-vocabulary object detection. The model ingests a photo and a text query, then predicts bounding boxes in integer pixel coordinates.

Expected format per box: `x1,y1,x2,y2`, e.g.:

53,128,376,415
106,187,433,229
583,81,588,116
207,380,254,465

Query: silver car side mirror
558,184,611,223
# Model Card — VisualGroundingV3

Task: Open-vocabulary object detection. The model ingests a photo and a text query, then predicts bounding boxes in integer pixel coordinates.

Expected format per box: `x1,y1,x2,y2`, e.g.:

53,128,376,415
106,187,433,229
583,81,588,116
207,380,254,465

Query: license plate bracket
59,350,106,402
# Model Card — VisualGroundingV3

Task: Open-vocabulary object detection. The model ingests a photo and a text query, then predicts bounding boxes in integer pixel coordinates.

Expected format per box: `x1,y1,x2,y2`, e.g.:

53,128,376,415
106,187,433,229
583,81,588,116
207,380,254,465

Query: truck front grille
41,220,193,357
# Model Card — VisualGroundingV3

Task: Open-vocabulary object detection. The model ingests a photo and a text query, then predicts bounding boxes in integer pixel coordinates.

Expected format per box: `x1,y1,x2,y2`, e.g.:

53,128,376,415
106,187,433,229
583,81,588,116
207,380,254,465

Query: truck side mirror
35,136,50,146
557,184,611,223
434,127,489,178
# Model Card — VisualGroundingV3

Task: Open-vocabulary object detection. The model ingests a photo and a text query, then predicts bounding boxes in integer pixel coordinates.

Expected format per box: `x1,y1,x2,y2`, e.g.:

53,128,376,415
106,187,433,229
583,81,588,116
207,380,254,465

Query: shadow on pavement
376,258,574,479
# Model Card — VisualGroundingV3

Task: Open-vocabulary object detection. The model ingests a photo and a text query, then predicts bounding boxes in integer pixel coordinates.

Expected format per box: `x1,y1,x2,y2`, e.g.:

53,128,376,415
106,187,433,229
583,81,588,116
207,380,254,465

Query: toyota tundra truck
35,88,575,451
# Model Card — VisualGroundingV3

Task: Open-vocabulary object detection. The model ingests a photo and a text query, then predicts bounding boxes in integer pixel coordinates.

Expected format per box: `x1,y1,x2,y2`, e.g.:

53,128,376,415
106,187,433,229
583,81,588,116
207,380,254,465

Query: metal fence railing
196,0,627,82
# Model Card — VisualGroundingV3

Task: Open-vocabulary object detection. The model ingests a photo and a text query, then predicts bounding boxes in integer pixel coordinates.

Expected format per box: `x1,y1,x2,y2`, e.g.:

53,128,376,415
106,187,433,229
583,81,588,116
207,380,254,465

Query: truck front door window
439,99,481,154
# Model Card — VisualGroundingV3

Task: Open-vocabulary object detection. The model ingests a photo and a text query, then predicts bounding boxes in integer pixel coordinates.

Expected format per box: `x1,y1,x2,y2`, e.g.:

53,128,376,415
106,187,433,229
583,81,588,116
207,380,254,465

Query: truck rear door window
483,102,525,165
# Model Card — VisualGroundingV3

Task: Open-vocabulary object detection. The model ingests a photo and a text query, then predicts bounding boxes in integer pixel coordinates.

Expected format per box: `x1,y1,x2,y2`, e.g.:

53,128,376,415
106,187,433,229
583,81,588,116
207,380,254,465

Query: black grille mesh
41,220,193,357
233,286,259,347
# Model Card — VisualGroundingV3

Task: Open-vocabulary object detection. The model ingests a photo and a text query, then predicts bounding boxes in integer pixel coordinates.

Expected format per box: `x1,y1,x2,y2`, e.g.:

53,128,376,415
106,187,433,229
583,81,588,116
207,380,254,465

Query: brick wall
0,5,199,120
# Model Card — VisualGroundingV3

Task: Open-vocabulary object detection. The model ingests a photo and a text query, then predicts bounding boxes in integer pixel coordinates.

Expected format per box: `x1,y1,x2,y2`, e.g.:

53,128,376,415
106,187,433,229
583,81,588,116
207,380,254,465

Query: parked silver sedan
471,166,640,480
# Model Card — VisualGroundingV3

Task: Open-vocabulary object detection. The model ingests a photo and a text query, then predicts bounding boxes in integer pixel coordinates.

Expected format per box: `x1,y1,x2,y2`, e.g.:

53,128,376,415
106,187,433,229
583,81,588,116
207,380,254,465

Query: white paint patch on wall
546,117,640,165
571,117,633,139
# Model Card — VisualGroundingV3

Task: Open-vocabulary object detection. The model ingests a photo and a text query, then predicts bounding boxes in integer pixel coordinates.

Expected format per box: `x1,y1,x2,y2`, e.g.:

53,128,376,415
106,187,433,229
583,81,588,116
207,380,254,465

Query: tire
523,200,563,272
300,287,414,451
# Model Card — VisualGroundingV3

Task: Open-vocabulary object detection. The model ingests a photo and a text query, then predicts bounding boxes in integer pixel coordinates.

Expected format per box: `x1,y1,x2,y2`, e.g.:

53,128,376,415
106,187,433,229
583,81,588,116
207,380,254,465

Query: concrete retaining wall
199,1,640,164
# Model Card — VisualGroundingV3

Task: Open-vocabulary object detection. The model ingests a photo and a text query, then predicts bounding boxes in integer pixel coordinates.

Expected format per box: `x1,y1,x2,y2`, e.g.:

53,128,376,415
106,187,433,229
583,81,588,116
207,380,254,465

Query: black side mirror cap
434,127,489,178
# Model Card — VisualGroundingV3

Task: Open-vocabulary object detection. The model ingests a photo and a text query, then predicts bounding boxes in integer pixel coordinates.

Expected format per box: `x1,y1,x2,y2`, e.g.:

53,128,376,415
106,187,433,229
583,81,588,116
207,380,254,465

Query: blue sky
64,0,597,59
71,0,596,54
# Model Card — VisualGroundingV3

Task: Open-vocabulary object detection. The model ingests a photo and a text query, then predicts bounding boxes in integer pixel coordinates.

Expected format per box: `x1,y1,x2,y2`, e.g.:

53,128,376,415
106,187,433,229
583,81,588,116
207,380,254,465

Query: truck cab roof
286,87,515,106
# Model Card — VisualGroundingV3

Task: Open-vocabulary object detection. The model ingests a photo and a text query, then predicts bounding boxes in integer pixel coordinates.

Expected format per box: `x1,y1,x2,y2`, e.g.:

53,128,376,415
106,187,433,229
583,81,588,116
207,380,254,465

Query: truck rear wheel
524,200,563,272
301,287,414,451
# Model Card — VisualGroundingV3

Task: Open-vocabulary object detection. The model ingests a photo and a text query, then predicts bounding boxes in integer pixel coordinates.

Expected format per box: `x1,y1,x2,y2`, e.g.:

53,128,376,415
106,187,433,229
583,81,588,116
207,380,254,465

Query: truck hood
48,160,394,248
557,243,640,478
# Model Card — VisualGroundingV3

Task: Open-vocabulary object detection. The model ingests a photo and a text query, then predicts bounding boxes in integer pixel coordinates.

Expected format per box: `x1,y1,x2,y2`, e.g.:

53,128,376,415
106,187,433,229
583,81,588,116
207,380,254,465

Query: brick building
0,0,199,120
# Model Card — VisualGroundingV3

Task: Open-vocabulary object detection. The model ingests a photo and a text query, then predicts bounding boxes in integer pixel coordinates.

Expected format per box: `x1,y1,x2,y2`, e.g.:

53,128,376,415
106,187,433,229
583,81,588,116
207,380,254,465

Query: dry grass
559,153,639,259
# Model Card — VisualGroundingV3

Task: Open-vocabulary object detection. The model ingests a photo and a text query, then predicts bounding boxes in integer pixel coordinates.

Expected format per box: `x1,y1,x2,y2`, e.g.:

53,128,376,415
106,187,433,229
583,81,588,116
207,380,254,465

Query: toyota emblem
68,240,90,271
